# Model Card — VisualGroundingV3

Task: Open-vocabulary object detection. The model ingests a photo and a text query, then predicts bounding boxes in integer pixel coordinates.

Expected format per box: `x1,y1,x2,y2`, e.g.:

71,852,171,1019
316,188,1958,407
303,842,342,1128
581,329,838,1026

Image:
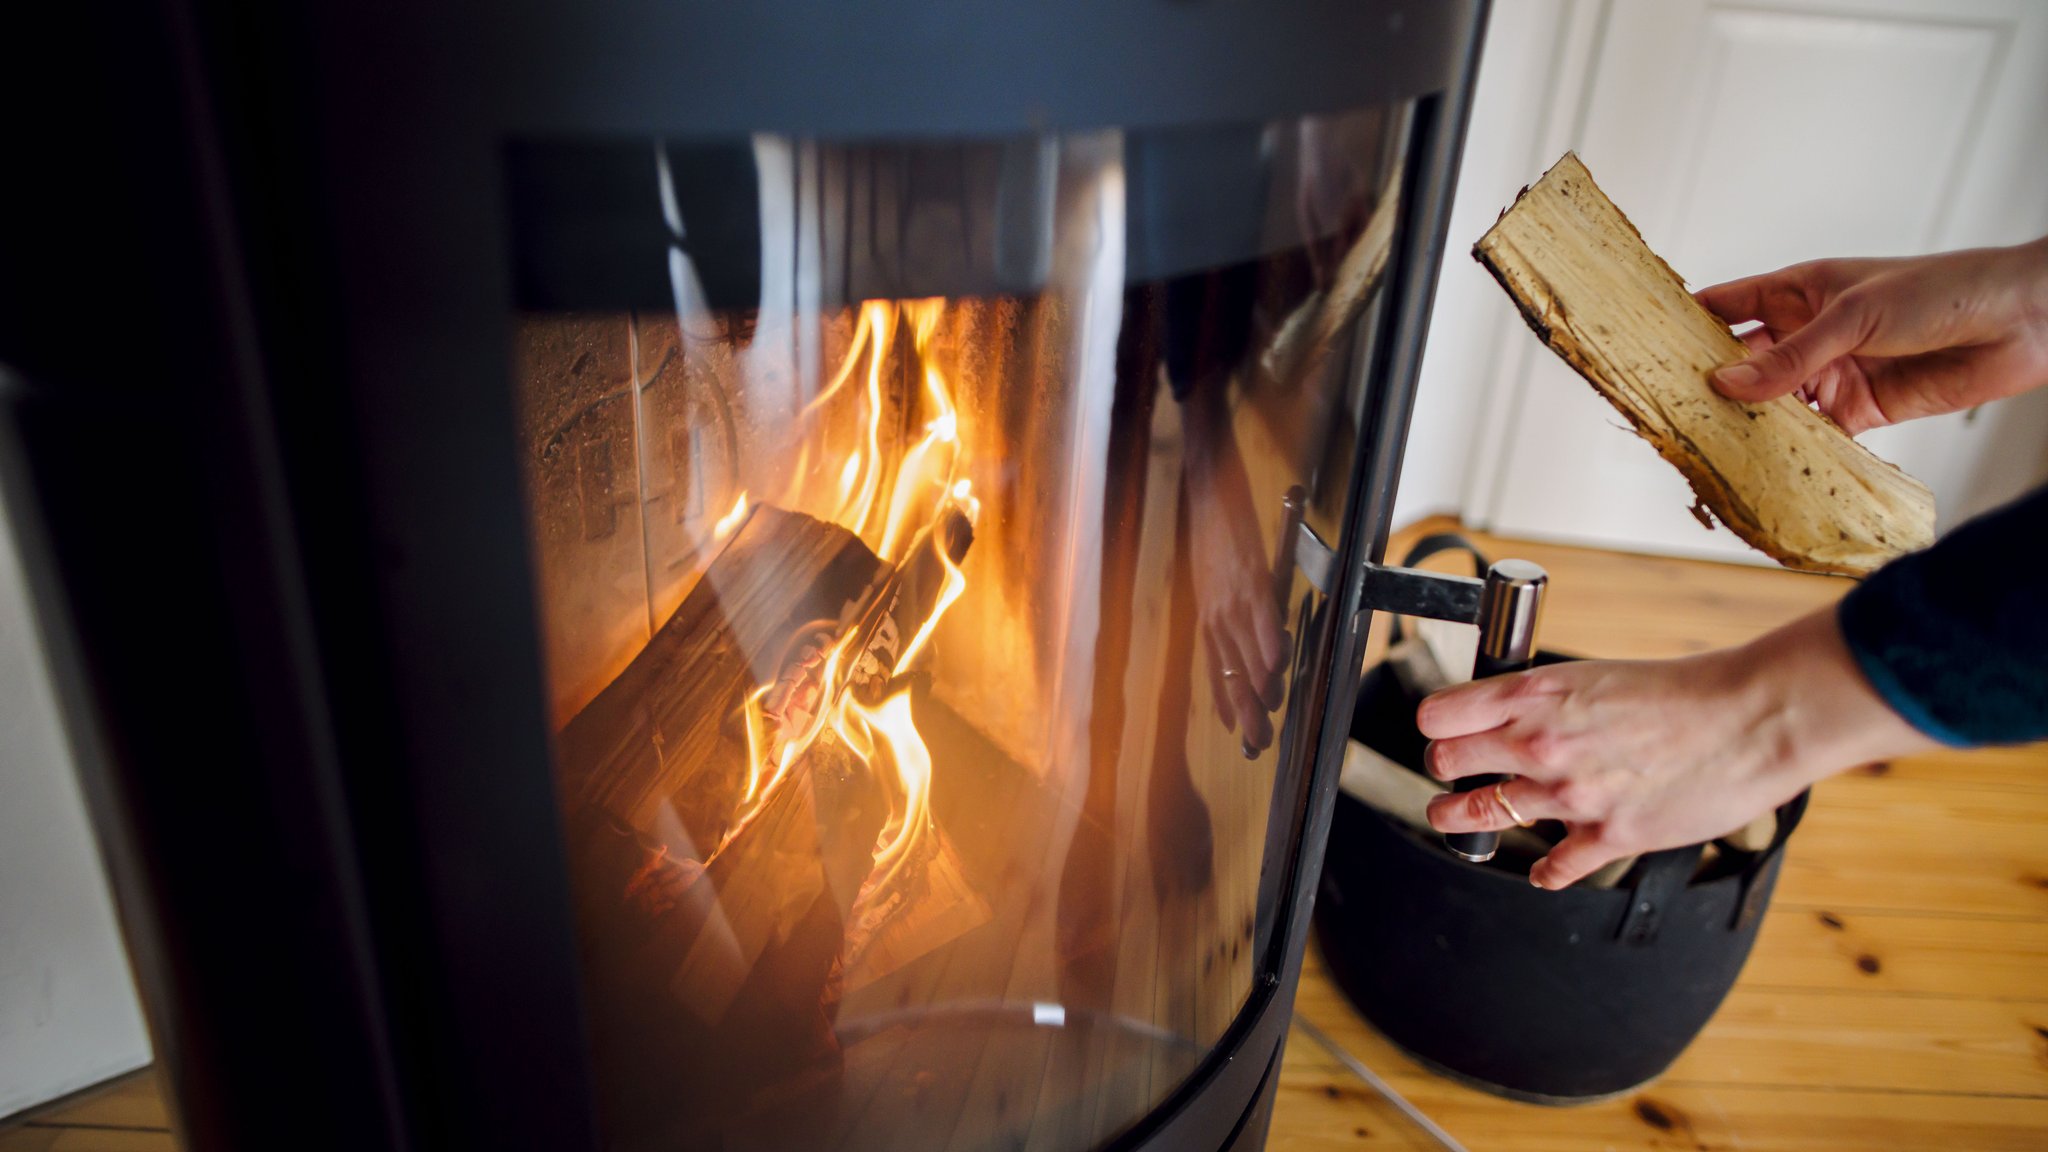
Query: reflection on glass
506,106,1411,1151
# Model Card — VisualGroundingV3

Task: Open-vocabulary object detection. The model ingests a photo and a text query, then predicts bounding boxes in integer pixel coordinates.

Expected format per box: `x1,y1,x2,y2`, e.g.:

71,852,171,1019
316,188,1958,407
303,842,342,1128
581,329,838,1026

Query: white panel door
1477,0,2048,560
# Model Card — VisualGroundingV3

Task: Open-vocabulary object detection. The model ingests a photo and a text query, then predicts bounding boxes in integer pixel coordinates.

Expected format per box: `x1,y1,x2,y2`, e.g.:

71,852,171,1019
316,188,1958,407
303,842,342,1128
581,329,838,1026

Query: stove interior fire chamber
511,118,1404,1150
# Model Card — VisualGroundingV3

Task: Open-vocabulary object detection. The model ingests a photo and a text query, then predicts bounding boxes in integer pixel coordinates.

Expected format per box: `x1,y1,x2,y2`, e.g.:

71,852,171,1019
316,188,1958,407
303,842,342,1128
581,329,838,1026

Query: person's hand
1419,609,1936,889
1181,387,1288,752
1698,237,2048,435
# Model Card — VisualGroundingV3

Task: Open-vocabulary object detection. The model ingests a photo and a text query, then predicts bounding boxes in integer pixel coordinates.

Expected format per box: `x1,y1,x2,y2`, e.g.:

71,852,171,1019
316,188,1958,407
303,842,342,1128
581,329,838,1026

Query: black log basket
1315,535,1807,1104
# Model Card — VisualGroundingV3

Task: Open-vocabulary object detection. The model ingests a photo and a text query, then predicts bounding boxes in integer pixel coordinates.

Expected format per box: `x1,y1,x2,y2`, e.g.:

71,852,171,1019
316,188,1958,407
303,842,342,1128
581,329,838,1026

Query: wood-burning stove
1,2,1488,1149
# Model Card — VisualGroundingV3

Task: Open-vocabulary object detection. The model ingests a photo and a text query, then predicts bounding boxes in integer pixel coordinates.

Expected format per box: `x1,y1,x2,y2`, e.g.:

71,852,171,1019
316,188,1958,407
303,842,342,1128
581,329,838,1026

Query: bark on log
1474,152,1934,576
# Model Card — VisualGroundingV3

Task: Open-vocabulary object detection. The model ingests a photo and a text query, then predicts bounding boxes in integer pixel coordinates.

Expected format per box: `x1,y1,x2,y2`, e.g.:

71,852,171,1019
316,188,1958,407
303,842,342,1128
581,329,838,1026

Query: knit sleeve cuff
1835,594,1973,748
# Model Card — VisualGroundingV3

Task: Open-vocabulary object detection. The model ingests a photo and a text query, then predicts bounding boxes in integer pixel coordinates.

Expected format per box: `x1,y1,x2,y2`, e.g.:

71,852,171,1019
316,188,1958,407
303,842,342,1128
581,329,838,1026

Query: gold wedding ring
1495,780,1533,828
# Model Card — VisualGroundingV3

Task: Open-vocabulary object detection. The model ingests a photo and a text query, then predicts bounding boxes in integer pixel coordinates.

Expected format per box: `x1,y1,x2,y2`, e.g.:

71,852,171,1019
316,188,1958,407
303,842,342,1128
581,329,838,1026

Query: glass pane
506,105,1412,1152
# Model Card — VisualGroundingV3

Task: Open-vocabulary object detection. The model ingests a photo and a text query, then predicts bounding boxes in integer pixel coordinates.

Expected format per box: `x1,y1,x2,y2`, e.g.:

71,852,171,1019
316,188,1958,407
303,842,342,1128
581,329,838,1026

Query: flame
877,432,943,561
832,303,893,536
774,629,859,780
775,634,853,792
851,691,935,893
949,479,982,527
736,683,773,803
893,546,966,677
799,302,879,419
875,308,965,562
712,492,750,541
830,697,875,764
837,453,863,506
714,298,972,893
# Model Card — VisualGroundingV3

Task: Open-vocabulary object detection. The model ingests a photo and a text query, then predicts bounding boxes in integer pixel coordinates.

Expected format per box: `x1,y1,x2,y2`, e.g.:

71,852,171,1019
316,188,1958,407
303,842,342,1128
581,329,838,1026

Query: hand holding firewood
1699,237,2048,435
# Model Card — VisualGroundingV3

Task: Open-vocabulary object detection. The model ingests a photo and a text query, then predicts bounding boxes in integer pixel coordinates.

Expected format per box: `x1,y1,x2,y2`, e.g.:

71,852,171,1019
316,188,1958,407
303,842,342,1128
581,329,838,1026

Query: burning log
553,504,885,1131
554,502,890,848
555,492,990,1140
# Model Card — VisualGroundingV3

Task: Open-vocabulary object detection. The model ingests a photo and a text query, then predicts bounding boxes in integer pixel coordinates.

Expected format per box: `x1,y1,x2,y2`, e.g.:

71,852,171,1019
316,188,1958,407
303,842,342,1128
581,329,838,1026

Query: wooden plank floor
8,520,2045,1151
1271,519,2048,1151
0,1070,174,1152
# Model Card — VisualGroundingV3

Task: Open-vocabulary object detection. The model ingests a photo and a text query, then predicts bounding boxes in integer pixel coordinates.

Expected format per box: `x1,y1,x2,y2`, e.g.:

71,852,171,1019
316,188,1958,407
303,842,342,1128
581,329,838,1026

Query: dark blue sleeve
1837,484,2048,747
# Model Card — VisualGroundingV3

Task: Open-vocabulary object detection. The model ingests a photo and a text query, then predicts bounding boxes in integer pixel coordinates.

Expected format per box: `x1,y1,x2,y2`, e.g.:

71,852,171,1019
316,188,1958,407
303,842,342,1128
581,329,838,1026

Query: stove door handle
1443,560,1548,863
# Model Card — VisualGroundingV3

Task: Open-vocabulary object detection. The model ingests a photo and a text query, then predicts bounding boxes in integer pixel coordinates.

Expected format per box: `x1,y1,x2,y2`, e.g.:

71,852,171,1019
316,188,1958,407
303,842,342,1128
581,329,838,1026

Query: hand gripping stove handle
1443,560,1549,863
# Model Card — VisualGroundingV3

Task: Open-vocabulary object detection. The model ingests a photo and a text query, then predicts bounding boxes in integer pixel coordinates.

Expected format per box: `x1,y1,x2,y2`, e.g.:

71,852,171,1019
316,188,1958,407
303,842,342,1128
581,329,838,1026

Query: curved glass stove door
505,104,1414,1152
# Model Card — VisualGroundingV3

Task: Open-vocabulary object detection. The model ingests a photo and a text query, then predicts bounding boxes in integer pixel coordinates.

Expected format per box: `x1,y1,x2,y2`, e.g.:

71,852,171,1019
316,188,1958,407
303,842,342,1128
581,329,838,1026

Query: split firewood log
1384,636,1453,699
560,499,988,1145
1475,152,1934,576
1338,739,1548,858
554,503,892,850
557,497,987,1022
1719,810,1777,854
572,737,887,1152
553,503,887,1080
673,582,991,1020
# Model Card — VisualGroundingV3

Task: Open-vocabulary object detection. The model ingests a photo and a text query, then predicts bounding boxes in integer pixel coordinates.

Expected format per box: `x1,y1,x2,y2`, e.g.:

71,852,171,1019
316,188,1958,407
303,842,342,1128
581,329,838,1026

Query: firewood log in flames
553,498,989,1132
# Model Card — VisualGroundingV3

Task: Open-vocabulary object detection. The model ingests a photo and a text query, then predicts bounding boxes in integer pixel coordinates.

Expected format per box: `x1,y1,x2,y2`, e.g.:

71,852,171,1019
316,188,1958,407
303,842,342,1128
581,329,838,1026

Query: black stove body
3,3,1487,1149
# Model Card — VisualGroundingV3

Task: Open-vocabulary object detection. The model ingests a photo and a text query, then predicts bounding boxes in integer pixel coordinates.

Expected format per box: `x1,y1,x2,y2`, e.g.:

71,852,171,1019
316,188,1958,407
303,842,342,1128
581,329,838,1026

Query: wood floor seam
1650,1081,2048,1102
1772,902,2048,918
1725,983,2048,1004
19,1121,173,1133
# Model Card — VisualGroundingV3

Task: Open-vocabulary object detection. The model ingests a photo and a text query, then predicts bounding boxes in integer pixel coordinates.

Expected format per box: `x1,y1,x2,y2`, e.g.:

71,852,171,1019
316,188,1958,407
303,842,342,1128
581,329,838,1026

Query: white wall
0,493,151,1119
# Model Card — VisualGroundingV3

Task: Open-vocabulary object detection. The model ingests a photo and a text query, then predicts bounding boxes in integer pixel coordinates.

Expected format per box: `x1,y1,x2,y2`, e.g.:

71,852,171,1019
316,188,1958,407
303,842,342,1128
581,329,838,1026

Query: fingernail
1713,362,1759,392
1528,869,1548,889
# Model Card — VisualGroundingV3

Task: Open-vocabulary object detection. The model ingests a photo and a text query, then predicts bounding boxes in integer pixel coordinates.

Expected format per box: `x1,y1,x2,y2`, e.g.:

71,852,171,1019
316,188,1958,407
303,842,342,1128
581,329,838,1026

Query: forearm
1736,607,1937,797
1177,380,1232,477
